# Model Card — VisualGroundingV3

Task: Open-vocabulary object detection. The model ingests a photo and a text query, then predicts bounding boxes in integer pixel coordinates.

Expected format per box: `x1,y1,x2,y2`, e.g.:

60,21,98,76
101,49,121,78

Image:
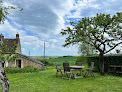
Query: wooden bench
108,65,122,74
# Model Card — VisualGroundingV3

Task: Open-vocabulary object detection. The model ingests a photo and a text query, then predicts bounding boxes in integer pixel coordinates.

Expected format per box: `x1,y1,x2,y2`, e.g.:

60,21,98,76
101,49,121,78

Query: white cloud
49,39,59,43
0,20,19,37
65,0,122,19
0,0,121,56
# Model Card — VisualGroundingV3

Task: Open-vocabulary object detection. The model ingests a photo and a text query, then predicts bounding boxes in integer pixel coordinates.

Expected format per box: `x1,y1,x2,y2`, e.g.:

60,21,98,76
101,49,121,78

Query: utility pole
29,51,30,57
44,42,45,64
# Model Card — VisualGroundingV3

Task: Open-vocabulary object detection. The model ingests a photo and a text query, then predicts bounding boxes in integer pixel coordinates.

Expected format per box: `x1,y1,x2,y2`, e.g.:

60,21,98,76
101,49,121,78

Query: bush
87,55,122,72
6,65,42,73
75,56,88,64
6,67,22,73
22,65,40,73
36,59,54,66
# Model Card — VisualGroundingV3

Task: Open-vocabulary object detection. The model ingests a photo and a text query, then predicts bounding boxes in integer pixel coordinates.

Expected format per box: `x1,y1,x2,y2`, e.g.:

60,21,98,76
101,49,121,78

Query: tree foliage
0,42,18,63
61,12,122,75
61,12,122,54
78,43,98,56
0,0,23,24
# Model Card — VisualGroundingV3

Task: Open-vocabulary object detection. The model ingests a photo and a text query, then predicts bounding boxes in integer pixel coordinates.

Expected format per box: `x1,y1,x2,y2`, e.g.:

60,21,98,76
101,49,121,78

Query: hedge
35,58,54,66
76,56,88,64
87,55,122,72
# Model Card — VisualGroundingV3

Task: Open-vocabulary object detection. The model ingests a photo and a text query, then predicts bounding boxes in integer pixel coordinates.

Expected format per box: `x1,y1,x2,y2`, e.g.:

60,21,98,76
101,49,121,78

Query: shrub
22,65,40,73
6,65,42,73
87,55,122,72
36,59,54,66
75,56,88,64
6,67,22,73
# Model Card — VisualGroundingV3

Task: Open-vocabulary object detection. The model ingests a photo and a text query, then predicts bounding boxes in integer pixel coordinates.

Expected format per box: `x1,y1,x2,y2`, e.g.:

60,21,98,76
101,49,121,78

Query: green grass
47,56,78,65
0,68,122,92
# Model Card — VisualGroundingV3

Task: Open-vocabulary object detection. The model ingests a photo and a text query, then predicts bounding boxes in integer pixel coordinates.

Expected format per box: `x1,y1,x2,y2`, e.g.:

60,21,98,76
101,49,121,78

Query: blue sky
0,0,122,56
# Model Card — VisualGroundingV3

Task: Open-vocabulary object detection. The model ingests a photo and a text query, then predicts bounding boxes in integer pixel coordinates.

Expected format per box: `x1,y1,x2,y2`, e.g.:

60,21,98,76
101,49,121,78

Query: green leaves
61,12,122,54
8,53,19,62
0,41,18,62
0,55,5,61
0,0,23,24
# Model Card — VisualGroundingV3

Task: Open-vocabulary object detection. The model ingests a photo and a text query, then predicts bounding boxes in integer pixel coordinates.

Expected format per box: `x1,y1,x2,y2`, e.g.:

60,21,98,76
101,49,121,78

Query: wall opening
16,59,21,68
2,63,4,67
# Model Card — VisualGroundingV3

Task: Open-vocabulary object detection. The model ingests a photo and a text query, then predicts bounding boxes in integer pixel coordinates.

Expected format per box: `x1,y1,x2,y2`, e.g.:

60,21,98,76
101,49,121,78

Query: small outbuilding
0,33,44,68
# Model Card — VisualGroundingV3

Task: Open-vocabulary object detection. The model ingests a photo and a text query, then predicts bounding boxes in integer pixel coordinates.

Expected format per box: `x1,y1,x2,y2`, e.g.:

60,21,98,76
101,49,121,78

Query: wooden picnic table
108,65,122,74
70,66,85,78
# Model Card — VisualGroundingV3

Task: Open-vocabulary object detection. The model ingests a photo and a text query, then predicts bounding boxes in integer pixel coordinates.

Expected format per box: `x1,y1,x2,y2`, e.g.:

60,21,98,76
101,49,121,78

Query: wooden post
29,51,30,57
44,42,45,64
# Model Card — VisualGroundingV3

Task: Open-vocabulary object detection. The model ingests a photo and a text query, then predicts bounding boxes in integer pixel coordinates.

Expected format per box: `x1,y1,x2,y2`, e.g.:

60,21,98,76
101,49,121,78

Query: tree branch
104,42,122,54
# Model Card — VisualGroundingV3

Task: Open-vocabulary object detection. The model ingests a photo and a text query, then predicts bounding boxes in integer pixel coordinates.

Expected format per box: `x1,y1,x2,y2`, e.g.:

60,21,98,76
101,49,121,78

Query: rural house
0,33,44,68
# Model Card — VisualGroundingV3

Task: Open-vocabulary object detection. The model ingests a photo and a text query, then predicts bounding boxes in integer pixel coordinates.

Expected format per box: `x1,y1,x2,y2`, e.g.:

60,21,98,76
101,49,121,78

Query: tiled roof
3,38,19,52
18,53,45,66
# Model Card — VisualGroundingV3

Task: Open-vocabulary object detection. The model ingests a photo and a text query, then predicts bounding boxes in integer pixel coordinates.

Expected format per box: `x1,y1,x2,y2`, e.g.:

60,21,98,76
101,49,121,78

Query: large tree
61,12,122,75
0,0,22,91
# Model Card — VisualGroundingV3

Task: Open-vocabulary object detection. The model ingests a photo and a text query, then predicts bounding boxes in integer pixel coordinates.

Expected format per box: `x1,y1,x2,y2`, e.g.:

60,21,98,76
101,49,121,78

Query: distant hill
31,56,61,59
46,56,78,65
31,56,79,65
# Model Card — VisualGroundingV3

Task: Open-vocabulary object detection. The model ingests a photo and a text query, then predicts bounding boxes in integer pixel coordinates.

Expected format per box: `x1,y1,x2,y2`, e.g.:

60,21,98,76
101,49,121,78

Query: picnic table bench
108,65,122,74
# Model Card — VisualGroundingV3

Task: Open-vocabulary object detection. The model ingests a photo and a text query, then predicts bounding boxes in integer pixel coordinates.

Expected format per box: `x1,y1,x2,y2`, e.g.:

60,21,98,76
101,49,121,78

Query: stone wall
8,61,16,67
20,57,42,68
8,57,43,68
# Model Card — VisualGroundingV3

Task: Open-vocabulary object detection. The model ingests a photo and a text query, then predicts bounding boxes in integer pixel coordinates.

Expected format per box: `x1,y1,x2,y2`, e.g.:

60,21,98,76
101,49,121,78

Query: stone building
0,33,44,68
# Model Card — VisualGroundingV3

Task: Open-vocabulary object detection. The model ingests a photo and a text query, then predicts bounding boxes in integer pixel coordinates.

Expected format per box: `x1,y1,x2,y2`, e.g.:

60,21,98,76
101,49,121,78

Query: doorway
16,59,21,68
2,63,4,67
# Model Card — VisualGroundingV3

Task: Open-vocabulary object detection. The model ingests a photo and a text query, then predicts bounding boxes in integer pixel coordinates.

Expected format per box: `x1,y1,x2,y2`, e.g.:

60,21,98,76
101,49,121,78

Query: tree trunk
99,52,104,76
0,62,9,92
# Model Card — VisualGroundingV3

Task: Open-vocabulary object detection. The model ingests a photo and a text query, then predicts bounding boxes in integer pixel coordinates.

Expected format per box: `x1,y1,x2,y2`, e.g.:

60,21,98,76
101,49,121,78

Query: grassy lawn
0,68,122,92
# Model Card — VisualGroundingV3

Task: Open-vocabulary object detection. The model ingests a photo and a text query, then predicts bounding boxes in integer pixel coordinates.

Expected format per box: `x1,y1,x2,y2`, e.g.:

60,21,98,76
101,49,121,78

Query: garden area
0,56,122,92
0,67,122,92
0,3,122,91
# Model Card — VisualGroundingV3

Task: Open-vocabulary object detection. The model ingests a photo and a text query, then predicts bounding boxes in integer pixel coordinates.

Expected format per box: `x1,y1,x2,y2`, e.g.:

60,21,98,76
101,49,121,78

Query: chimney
16,32,19,38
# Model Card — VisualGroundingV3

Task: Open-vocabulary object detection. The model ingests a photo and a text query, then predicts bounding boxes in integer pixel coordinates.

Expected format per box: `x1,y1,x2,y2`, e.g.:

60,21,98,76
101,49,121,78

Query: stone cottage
0,33,44,68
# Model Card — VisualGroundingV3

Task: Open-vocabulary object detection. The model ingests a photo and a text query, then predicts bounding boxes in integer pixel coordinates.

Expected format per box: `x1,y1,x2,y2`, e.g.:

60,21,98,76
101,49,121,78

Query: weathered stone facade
8,57,43,68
